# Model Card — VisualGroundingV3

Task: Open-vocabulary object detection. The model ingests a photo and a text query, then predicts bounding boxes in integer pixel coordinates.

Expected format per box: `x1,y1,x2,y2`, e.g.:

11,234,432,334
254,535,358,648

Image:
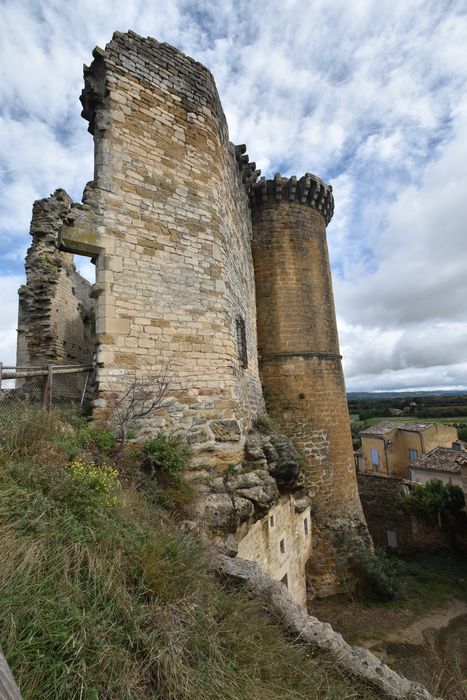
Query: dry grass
0,410,380,699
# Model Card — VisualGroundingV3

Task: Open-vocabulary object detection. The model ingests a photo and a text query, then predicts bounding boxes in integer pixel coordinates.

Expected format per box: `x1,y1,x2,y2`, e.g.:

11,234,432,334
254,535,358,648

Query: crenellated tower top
250,172,334,226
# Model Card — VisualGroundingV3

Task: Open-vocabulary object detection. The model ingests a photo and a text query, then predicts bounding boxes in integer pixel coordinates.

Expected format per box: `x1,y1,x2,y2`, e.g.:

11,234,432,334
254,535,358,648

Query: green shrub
78,425,115,454
253,413,280,434
53,418,115,457
142,432,190,479
357,550,403,602
398,479,465,527
65,459,120,512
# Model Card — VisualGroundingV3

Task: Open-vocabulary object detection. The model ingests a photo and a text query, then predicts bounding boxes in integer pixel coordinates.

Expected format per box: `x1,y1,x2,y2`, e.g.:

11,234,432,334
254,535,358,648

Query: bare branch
108,366,172,445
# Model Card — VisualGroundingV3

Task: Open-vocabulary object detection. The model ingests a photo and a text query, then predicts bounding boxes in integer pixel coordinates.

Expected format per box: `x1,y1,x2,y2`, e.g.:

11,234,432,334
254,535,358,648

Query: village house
409,441,467,489
357,421,458,479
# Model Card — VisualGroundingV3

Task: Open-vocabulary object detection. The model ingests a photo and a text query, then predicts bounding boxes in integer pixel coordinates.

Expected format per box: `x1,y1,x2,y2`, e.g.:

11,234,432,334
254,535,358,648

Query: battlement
250,172,334,225
234,144,261,192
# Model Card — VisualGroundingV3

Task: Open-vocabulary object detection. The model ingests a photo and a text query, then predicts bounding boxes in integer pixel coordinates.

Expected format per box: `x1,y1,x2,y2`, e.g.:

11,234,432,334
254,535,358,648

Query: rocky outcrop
216,555,439,700
193,429,310,549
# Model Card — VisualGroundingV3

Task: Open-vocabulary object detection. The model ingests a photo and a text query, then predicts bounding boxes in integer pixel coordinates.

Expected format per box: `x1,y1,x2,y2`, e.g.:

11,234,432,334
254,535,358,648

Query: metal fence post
42,365,53,414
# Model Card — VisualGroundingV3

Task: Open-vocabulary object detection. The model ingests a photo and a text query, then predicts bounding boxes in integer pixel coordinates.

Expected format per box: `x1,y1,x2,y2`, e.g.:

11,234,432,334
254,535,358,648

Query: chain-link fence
0,363,93,421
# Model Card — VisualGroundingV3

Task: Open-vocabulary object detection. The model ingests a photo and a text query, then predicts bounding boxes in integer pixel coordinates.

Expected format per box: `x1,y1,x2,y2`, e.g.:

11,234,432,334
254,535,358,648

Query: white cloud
0,276,24,365
0,0,466,392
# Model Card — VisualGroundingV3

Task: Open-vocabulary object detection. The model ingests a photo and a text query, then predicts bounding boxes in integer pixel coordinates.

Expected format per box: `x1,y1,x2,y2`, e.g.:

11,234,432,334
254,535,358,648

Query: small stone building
17,30,371,602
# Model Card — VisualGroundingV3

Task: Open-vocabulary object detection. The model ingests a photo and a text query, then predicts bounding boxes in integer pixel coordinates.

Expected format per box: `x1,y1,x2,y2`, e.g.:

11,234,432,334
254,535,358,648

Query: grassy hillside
0,411,379,700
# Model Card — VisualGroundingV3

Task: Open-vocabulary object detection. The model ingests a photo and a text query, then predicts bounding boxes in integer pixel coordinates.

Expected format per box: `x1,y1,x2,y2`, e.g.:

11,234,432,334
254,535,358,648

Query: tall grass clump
0,409,379,699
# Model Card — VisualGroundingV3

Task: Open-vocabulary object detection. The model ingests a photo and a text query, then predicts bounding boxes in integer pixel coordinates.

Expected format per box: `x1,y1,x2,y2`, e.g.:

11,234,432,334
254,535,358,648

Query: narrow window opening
370,447,380,467
279,538,285,554
269,515,275,527
280,573,288,589
303,518,309,535
408,449,418,463
387,530,398,548
236,316,248,369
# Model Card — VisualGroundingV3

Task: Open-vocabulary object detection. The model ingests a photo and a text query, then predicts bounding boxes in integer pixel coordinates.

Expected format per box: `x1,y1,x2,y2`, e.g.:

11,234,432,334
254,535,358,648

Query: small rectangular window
279,538,285,554
409,449,418,462
303,518,309,535
269,515,275,528
370,448,380,467
236,316,248,369
387,530,398,548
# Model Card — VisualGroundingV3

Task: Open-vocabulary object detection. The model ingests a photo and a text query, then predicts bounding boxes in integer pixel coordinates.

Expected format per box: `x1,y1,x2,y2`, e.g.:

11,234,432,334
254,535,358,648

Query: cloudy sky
1,0,466,392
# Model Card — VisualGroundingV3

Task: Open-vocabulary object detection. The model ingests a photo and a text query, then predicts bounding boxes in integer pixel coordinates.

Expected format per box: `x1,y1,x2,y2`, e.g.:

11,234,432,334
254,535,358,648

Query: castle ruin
17,31,371,603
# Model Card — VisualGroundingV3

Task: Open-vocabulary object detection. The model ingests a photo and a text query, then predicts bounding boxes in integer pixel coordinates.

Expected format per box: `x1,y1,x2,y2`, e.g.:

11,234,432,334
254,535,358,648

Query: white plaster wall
410,469,463,488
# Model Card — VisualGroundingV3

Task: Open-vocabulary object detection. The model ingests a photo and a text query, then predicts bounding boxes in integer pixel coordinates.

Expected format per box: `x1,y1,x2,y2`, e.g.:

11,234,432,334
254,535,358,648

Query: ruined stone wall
17,190,95,369
61,31,264,466
251,177,371,595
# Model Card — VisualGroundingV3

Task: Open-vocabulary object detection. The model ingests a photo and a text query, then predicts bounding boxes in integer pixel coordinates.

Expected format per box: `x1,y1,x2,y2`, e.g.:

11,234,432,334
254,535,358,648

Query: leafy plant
142,432,190,480
398,479,465,527
356,550,403,602
65,459,120,512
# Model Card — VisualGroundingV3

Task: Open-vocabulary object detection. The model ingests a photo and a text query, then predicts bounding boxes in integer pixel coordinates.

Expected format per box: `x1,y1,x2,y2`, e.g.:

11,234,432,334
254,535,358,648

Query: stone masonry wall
237,494,312,607
17,189,95,369
357,473,449,553
251,179,371,596
60,31,264,466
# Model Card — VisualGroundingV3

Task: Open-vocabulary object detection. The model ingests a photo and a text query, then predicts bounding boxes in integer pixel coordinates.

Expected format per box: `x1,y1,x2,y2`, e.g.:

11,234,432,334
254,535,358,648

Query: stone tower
16,31,371,601
59,31,265,465
250,174,371,596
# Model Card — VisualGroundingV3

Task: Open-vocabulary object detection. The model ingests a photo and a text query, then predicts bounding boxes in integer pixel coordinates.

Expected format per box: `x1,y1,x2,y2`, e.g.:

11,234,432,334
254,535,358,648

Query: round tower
251,173,371,596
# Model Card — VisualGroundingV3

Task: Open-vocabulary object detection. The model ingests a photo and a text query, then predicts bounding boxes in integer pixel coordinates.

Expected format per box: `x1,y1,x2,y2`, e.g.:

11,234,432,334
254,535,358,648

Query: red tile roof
409,446,467,475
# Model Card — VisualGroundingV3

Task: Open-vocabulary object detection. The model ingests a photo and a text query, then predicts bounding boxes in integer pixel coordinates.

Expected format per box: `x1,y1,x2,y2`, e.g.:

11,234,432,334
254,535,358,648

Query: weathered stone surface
186,429,210,445
210,419,242,442
17,190,95,372
244,433,265,461
200,493,254,531
217,555,438,700
294,494,312,513
266,434,302,489
251,182,371,592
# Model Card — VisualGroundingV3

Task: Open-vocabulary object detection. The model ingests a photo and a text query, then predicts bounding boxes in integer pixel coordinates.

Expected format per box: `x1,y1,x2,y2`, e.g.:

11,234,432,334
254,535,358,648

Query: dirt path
385,599,467,645
361,599,467,649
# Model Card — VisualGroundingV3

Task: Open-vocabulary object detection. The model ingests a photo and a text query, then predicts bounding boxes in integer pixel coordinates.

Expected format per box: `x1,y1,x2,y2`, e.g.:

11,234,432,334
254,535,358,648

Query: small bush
142,432,190,479
53,418,115,458
65,459,120,512
254,413,279,434
398,479,465,527
357,550,402,602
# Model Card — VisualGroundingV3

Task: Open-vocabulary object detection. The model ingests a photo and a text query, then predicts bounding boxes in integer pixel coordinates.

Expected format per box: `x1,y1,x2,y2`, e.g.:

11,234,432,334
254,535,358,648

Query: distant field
354,416,467,426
